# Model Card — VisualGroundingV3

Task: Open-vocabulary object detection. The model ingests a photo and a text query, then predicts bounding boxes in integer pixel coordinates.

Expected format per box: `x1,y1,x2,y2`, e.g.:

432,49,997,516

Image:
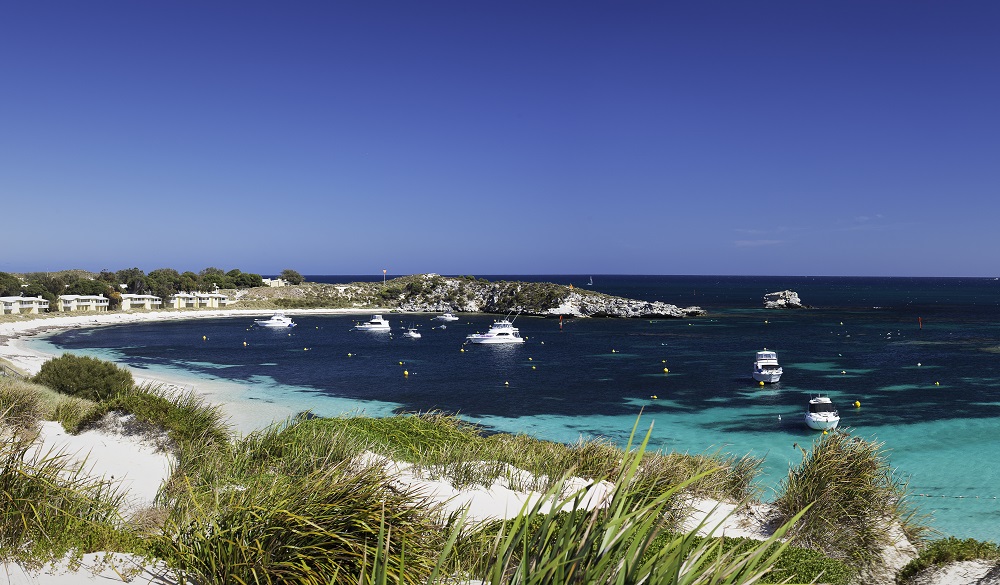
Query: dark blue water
34,275,1000,541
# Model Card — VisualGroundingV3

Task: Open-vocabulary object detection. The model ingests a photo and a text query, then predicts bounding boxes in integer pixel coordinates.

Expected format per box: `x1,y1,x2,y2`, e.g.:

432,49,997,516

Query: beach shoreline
0,308,388,433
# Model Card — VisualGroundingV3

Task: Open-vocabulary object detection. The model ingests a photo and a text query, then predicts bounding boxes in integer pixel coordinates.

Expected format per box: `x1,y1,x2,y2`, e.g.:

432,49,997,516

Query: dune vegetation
0,353,984,584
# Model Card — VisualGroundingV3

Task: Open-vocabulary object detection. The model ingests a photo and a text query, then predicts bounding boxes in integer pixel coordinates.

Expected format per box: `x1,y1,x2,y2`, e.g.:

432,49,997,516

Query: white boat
253,312,296,328
466,318,524,344
434,312,460,322
402,327,421,339
587,276,593,286
752,349,783,383
805,396,840,430
353,314,391,331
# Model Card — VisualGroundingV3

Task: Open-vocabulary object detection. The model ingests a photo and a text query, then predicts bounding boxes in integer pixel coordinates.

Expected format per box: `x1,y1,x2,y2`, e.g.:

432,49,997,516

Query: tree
0,272,22,296
180,272,199,292
280,269,304,285
24,272,69,298
116,267,148,294
66,279,112,296
200,267,229,290
147,268,182,300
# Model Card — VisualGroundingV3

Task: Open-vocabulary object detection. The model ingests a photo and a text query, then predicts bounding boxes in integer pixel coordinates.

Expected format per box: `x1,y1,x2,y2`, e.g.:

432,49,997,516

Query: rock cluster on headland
235,274,706,319
763,290,804,309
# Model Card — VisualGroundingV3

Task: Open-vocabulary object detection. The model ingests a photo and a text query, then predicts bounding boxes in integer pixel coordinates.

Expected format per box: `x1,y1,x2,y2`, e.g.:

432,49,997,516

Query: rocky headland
230,274,706,318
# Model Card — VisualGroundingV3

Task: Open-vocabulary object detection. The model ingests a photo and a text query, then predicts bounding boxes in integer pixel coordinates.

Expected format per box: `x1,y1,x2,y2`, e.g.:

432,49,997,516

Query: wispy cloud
854,214,884,223
734,239,784,247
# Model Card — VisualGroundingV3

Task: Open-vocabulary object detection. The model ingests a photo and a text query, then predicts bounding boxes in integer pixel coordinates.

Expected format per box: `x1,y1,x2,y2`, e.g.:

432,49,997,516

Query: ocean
27,275,1000,542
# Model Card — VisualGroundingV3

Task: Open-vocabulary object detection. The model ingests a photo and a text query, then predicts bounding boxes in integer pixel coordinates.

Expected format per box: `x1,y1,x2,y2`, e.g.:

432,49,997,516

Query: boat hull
753,370,782,383
804,414,840,430
465,336,523,344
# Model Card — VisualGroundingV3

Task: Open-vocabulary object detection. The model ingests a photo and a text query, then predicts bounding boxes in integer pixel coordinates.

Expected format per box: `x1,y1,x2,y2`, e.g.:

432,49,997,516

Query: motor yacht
353,314,391,331
466,319,524,344
805,396,840,430
253,312,296,328
752,349,783,383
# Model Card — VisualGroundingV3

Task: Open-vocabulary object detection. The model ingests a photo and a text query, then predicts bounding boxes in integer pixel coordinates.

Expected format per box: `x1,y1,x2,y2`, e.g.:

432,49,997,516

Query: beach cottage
57,295,110,312
0,296,50,315
196,292,229,308
166,292,229,309
120,294,163,311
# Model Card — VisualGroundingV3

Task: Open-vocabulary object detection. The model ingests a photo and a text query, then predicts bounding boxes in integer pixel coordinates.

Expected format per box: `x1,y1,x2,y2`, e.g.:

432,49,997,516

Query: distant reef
230,274,706,319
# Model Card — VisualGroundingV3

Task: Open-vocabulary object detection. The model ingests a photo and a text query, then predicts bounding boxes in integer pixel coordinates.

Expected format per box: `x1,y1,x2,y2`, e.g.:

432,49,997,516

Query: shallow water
29,275,1000,541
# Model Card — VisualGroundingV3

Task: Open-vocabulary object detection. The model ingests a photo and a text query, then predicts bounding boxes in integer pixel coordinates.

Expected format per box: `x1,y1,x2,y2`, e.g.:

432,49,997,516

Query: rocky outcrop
235,274,705,319
763,290,803,309
537,291,703,318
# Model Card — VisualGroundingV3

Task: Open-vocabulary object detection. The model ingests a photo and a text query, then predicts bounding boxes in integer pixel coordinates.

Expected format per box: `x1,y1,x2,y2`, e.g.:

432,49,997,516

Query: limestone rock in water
763,290,803,309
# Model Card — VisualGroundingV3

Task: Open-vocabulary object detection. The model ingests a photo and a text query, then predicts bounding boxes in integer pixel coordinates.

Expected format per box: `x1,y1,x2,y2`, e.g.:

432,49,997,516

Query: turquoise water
28,275,1000,541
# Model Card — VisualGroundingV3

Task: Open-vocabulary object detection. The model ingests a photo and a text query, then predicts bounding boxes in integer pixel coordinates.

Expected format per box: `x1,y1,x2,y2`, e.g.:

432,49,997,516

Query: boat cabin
808,400,838,414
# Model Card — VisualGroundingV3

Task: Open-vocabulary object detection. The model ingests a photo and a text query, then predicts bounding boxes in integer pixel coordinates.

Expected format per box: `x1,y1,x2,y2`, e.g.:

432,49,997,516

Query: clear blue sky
2,2,998,277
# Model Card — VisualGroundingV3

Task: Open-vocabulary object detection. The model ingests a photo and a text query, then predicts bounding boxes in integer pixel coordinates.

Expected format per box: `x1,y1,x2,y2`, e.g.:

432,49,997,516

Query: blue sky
2,2,998,277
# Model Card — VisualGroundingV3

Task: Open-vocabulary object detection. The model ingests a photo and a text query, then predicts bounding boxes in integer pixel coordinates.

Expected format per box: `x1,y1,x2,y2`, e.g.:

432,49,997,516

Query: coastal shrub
773,430,927,567
0,373,97,432
50,395,96,431
73,384,229,449
177,414,365,489
450,420,798,585
158,460,445,585
0,436,137,569
33,354,134,402
307,413,761,509
897,537,1000,583
0,377,43,431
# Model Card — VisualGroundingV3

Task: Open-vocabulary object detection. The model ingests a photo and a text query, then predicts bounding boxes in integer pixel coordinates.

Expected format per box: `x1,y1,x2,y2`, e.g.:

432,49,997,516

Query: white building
120,294,163,311
262,278,287,287
0,296,50,315
57,295,110,312
166,292,229,309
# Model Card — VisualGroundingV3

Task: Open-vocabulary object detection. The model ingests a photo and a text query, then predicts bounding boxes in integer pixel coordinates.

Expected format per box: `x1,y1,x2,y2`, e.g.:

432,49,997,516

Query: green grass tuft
897,537,1000,583
773,430,928,567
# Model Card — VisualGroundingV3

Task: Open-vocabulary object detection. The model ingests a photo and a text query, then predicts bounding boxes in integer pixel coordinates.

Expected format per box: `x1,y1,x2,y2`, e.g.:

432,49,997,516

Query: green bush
32,354,134,401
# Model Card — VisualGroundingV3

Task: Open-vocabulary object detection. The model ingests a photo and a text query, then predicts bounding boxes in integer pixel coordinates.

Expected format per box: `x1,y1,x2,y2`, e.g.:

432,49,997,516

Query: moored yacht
435,312,460,322
353,314,391,331
402,327,421,339
466,318,524,344
752,349,783,383
253,312,296,328
805,396,840,430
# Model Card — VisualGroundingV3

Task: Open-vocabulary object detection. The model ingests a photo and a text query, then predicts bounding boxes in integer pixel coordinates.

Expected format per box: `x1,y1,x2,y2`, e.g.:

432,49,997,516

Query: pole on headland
383,269,386,285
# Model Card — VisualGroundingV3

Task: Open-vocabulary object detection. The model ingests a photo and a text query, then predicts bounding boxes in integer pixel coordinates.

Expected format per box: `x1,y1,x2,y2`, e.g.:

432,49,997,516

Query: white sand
27,419,174,514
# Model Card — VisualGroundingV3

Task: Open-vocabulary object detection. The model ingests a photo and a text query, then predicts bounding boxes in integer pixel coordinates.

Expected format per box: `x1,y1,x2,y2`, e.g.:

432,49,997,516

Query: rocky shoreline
231,274,707,318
